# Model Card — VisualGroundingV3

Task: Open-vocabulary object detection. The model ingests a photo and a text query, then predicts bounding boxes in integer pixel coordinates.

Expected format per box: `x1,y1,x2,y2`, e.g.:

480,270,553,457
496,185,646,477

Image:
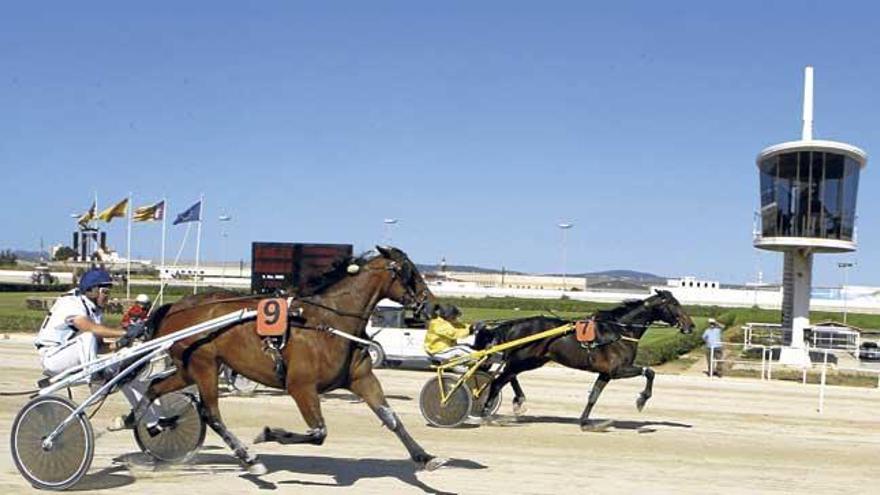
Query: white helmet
135,294,150,304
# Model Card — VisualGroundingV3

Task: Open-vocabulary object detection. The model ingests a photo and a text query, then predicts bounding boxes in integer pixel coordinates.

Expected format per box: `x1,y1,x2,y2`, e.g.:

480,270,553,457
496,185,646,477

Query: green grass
0,285,213,332
3,288,879,370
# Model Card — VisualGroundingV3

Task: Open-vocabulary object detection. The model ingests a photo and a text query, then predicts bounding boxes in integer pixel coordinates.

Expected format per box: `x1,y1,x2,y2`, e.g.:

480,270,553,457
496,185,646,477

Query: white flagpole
159,221,191,306
126,193,132,300
194,194,204,294
92,191,98,265
160,198,167,306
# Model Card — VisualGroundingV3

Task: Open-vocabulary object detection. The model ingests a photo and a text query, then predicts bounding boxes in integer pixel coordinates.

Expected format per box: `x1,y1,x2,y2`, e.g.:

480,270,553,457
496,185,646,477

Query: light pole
219,214,232,287
838,261,854,325
383,218,398,245
558,222,573,291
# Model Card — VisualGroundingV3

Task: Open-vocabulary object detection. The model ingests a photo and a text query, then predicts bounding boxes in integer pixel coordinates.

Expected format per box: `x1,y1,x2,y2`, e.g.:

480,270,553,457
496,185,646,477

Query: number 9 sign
257,298,288,336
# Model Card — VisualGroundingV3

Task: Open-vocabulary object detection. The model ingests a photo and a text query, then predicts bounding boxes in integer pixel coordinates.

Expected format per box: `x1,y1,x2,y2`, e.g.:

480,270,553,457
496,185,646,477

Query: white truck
365,299,433,369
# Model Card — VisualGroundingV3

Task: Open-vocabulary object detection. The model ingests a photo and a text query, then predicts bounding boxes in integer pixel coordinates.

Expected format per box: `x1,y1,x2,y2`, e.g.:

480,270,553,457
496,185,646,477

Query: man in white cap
122,294,151,330
702,318,724,377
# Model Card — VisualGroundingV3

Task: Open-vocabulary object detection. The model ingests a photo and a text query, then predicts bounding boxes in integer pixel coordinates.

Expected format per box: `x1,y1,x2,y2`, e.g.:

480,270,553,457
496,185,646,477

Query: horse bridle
607,294,685,335
384,259,431,318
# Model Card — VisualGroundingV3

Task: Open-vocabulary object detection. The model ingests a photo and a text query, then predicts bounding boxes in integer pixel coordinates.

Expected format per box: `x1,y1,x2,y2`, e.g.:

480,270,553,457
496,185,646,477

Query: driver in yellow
424,304,473,361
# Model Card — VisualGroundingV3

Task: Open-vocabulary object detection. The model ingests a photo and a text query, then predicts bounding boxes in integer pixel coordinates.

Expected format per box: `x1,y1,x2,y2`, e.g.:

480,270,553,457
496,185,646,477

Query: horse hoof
581,420,612,432
513,402,528,416
424,457,448,471
247,462,268,476
253,427,271,444
636,399,647,412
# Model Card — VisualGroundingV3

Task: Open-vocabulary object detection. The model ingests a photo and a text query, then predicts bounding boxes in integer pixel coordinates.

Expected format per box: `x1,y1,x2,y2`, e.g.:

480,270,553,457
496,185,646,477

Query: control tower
754,67,867,364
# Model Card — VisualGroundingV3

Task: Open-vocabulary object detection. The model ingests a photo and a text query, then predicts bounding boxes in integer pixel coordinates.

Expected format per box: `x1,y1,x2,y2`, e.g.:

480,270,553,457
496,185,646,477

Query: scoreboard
251,242,353,294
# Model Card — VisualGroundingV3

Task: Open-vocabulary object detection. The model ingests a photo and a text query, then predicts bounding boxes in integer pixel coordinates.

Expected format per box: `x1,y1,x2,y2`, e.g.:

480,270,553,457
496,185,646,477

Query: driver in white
35,268,156,430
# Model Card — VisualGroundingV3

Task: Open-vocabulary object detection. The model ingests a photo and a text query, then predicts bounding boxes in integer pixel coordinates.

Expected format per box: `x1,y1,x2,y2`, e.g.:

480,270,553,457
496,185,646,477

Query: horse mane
594,299,643,321
298,251,376,297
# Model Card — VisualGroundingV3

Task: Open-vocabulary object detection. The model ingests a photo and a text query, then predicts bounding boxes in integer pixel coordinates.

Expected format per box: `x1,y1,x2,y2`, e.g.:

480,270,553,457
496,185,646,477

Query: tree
53,246,77,261
0,249,17,266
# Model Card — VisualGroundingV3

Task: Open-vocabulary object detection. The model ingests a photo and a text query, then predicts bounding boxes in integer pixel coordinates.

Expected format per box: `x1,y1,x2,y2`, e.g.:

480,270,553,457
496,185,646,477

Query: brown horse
130,246,445,474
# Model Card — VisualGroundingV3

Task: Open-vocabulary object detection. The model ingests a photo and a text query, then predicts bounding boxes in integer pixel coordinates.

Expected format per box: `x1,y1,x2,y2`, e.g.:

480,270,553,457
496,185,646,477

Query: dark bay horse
131,246,445,474
474,290,694,431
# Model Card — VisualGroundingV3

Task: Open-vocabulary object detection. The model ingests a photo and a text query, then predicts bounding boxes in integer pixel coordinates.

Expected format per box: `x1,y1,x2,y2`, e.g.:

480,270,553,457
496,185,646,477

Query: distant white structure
667,276,720,290
434,270,586,291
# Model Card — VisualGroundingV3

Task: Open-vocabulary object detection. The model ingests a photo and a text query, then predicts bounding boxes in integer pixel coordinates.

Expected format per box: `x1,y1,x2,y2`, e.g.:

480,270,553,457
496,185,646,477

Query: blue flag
173,201,202,225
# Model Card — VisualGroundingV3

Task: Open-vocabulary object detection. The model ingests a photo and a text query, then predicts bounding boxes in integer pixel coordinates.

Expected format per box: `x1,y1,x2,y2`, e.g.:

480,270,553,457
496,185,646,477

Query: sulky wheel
10,395,94,491
134,392,206,463
468,370,502,417
419,376,473,428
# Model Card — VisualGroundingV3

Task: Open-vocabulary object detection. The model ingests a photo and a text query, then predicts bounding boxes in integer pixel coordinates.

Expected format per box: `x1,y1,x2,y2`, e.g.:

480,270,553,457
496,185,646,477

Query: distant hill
417,264,525,275
577,269,666,283
418,263,663,282
5,250,47,262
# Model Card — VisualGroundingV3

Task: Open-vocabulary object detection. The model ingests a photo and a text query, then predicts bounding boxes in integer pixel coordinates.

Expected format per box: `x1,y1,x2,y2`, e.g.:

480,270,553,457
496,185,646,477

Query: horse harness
574,318,641,350
255,257,431,386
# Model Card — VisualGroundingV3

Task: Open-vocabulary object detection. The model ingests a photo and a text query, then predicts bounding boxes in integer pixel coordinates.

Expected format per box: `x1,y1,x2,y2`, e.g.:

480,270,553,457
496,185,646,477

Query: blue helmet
78,268,113,292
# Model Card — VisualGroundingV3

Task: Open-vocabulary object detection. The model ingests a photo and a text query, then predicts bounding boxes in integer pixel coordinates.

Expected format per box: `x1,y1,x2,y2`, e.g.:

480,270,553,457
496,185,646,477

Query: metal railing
707,341,880,414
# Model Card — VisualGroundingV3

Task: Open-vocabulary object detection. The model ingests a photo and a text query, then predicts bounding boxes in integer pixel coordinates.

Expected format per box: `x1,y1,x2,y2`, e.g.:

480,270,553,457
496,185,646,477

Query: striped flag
77,201,96,227
97,197,129,222
133,200,166,222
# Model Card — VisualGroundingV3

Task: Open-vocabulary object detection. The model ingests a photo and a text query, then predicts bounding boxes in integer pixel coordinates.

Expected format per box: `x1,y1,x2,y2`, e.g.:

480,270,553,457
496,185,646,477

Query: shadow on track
114,450,484,494
252,454,486,494
68,465,134,491
483,414,692,433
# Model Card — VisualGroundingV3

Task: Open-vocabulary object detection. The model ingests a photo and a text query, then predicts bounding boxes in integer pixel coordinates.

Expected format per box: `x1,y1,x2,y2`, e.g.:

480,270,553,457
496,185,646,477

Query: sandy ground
0,333,878,495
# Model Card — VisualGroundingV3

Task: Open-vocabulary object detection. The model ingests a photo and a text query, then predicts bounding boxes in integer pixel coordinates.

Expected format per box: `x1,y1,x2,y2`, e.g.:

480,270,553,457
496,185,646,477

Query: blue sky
1,1,878,286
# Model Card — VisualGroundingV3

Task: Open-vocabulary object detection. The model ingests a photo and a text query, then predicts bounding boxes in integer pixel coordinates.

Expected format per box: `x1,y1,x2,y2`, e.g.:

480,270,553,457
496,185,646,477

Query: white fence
708,339,880,414
742,322,862,353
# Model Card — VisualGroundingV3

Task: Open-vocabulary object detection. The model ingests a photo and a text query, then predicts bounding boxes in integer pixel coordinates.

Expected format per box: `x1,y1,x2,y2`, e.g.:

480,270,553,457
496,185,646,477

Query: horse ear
376,245,391,257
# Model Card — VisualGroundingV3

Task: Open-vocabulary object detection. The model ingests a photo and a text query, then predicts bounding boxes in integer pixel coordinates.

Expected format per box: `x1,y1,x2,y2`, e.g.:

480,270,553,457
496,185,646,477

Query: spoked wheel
419,376,473,428
469,370,502,417
10,395,94,491
134,392,206,463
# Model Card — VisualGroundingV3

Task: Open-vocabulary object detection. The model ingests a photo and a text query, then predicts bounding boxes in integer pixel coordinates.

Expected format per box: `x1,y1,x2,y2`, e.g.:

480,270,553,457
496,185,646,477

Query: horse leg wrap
307,426,327,445
377,406,399,430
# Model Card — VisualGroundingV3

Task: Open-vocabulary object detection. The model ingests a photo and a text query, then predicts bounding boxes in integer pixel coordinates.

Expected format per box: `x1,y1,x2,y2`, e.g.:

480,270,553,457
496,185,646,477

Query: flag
173,201,202,225
97,197,129,222
77,201,96,227
133,200,165,222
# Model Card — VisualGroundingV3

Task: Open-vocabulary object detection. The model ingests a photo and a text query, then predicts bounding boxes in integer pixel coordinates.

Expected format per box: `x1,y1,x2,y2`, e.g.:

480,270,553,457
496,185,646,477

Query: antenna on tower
802,66,814,141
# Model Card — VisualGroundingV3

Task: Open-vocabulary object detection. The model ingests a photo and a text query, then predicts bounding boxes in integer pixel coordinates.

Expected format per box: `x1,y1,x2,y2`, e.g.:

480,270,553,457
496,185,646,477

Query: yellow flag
77,201,96,227
97,198,129,222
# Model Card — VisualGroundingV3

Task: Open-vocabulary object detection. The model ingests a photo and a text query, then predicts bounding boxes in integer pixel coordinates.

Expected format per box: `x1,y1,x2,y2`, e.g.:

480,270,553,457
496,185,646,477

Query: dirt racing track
1,334,878,495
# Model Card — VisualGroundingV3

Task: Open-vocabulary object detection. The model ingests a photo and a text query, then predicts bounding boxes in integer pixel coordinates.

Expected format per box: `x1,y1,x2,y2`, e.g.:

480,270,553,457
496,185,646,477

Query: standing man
702,318,724,377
